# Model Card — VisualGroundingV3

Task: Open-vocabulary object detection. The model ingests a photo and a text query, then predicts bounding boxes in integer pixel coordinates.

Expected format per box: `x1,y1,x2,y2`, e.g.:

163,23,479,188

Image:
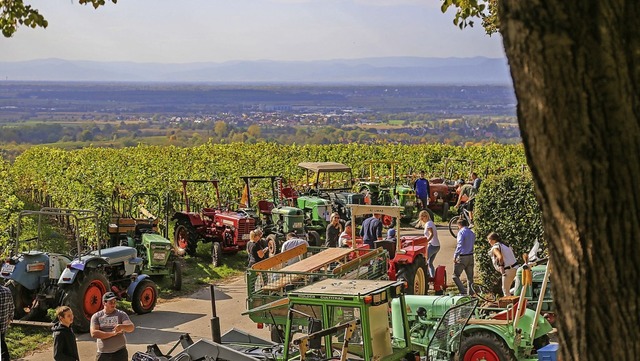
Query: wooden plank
252,244,308,270
279,248,352,273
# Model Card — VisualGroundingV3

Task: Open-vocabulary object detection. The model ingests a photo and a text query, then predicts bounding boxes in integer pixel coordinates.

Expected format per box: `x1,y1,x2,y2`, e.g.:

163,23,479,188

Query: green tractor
107,192,182,290
239,175,320,248
296,162,365,241
357,160,417,224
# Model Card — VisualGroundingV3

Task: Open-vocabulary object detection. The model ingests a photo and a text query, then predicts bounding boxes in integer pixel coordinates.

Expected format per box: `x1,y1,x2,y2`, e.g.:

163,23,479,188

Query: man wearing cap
325,212,343,247
385,228,397,243
90,292,135,361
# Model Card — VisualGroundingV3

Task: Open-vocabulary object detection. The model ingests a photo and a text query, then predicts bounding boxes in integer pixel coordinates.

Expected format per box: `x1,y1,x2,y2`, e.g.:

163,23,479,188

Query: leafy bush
473,171,545,293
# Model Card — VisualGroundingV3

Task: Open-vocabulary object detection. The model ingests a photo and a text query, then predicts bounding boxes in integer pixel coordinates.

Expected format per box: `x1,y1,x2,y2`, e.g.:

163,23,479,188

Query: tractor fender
463,308,553,346
173,213,204,227
126,274,151,300
58,257,109,285
432,265,447,292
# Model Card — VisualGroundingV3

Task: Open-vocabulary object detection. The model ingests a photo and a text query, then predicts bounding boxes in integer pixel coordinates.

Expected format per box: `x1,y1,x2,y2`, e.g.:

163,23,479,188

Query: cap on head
387,228,396,238
103,292,117,303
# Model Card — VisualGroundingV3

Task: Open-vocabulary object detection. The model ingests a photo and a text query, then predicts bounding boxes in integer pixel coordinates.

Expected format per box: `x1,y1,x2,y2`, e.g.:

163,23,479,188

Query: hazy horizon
1,0,505,64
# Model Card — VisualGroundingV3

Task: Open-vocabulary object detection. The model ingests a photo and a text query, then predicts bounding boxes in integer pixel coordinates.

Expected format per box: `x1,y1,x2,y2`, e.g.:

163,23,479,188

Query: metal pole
530,261,552,342
210,284,221,343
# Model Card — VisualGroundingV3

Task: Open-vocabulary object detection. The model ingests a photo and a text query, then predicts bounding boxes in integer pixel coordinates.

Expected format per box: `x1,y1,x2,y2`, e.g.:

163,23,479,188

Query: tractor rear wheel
6,280,28,319
132,279,157,314
174,224,197,256
171,260,182,291
459,331,516,361
397,256,428,295
63,270,109,333
211,242,222,267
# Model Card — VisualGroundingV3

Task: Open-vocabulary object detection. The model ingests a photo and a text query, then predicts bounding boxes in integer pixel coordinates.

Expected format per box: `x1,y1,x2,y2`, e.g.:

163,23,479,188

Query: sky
0,0,506,64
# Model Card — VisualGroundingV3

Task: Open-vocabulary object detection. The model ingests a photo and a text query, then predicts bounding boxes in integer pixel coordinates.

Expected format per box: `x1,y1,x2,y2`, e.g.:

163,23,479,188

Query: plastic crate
538,343,559,361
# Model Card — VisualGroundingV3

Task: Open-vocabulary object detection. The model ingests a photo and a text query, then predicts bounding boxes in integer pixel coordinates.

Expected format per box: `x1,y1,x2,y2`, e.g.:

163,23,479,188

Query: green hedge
473,171,545,294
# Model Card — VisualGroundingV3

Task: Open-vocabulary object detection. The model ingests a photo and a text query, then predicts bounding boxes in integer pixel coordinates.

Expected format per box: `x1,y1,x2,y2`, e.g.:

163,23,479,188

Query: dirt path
20,224,465,360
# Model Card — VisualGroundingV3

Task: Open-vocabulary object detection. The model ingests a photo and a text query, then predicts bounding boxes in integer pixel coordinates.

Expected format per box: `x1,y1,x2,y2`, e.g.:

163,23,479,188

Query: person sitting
385,228,397,243
338,221,353,247
281,232,309,266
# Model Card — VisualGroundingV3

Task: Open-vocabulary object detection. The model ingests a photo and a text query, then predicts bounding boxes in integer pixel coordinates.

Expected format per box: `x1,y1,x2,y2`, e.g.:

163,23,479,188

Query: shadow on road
187,280,246,301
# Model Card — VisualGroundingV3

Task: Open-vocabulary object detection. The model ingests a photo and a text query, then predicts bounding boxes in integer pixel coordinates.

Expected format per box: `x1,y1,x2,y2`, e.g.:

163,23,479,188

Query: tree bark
499,1,640,360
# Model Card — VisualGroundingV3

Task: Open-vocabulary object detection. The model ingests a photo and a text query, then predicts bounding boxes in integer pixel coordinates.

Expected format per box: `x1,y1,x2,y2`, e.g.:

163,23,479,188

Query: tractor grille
237,217,256,244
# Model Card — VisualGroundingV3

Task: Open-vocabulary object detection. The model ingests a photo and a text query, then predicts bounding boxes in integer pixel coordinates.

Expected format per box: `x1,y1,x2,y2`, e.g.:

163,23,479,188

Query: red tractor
427,158,475,219
347,205,447,295
172,179,256,267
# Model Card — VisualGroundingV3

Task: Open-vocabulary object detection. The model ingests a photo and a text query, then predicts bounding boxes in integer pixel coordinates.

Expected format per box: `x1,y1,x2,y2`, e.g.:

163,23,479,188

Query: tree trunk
499,1,640,360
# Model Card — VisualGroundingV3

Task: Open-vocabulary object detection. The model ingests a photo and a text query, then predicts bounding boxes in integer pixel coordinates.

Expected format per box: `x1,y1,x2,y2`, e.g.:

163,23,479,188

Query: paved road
21,225,464,361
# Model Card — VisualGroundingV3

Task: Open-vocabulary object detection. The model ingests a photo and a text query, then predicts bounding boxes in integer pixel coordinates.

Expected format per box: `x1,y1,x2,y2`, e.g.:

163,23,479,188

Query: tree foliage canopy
441,0,499,35
1,0,116,37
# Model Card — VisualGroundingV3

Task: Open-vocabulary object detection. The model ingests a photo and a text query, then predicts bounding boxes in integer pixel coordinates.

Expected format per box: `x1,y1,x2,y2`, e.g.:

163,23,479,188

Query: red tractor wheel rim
83,280,107,319
139,286,156,310
464,345,500,361
176,228,189,250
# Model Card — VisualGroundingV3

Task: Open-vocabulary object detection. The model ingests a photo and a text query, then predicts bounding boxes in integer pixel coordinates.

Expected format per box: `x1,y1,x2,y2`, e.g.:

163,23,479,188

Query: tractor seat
281,187,298,206
134,223,154,236
92,246,137,265
257,200,275,215
492,299,527,321
374,239,396,259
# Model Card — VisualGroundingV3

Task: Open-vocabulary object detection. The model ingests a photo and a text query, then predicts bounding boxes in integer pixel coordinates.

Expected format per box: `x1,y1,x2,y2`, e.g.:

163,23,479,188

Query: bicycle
448,204,474,237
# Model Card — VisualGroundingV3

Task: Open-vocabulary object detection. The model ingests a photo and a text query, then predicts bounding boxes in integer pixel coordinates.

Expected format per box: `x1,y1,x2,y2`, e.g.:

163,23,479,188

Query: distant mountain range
0,57,511,84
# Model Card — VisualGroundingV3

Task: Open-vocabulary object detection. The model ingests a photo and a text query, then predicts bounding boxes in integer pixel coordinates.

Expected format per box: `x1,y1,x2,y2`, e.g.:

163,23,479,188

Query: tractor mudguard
59,257,109,285
58,266,80,285
464,308,553,346
127,274,151,299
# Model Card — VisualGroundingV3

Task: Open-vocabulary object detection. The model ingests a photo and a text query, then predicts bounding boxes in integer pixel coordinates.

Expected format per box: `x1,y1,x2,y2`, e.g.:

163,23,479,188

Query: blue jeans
427,244,440,277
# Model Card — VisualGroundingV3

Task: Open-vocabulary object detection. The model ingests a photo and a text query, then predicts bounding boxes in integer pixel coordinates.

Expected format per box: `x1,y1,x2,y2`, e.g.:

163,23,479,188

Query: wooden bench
256,247,353,293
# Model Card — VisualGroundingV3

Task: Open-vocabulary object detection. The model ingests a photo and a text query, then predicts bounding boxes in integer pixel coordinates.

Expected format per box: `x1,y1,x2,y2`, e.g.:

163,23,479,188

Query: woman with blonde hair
246,229,268,267
419,210,440,277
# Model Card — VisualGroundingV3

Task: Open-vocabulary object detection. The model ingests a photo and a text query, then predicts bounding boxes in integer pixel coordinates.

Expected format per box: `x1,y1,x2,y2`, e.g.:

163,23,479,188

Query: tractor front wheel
132,279,157,314
459,331,516,361
63,270,109,333
171,260,182,291
396,256,428,295
174,224,197,257
211,242,222,267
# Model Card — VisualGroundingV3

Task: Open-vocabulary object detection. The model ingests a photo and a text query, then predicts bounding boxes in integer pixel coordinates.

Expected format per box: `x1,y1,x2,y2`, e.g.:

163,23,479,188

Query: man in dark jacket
360,213,383,249
52,306,79,361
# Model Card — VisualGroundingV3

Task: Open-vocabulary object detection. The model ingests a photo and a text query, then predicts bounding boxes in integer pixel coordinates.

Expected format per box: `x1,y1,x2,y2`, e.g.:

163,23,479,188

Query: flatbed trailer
246,244,389,327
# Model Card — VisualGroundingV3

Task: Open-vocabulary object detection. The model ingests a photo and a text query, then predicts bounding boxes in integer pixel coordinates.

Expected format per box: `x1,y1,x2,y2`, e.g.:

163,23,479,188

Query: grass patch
6,325,53,360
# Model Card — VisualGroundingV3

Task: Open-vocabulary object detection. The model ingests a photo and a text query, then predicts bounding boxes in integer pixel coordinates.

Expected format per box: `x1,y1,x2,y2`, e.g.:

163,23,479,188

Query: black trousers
1,332,10,361
96,347,128,361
